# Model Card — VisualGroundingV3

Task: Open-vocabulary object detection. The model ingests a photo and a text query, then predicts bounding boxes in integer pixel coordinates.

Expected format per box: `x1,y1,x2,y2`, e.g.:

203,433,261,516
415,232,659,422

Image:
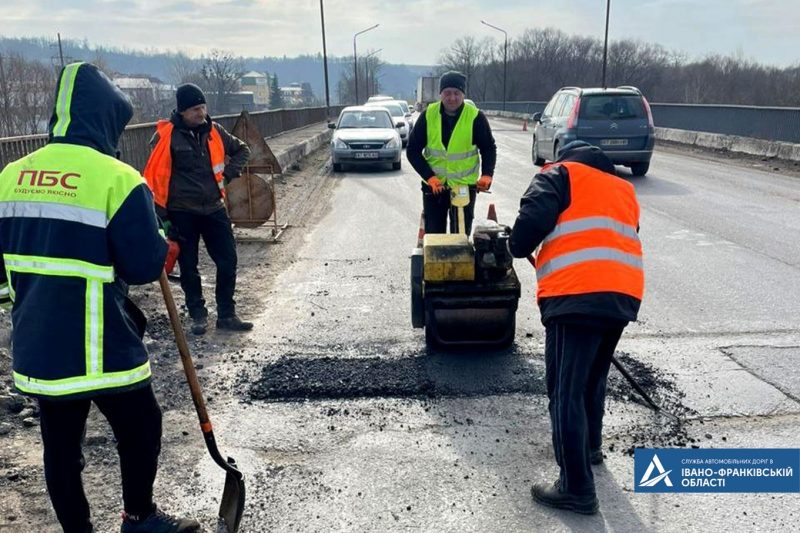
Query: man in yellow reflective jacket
407,71,497,235
0,62,200,533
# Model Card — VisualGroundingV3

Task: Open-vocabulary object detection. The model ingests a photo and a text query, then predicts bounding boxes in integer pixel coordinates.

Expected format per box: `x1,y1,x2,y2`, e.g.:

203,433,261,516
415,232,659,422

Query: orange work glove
477,175,493,192
427,176,445,195
164,239,180,275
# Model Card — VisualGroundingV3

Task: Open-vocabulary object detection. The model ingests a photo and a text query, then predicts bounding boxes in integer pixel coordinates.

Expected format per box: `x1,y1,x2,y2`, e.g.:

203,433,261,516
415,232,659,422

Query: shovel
158,272,246,533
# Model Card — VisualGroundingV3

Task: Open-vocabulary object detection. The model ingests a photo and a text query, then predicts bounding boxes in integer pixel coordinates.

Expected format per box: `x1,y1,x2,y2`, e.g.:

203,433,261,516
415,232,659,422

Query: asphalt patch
249,352,547,401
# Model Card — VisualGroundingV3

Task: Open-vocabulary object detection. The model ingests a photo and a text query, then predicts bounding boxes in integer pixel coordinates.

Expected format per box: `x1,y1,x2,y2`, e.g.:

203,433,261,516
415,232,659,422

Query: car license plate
600,139,628,146
354,151,379,159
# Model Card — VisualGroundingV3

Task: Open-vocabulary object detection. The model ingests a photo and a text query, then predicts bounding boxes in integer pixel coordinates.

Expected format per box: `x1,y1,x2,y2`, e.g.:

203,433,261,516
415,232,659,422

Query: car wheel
392,161,402,171
333,163,343,172
532,137,545,166
630,162,649,176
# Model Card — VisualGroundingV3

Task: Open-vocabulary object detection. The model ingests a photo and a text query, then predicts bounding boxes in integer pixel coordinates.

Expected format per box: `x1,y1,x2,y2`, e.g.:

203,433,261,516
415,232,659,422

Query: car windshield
337,110,394,129
367,103,404,117
579,95,646,120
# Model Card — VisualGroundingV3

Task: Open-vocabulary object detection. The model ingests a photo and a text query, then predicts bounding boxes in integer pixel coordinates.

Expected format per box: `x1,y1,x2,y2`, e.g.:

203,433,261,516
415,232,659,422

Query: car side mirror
328,122,336,129
395,123,403,128
532,112,542,123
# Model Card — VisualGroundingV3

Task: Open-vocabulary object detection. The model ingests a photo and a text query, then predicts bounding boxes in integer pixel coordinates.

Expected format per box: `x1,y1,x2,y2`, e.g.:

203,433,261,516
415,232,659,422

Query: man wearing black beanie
406,70,497,235
144,83,253,335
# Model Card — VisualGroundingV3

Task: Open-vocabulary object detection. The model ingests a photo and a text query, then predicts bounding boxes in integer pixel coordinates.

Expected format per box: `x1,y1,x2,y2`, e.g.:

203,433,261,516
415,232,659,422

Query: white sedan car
329,106,403,172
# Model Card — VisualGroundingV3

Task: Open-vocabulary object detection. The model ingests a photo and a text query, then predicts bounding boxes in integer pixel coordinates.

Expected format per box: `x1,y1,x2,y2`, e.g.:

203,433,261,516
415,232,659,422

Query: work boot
216,315,253,331
531,480,599,515
590,448,604,465
191,316,208,335
120,505,201,533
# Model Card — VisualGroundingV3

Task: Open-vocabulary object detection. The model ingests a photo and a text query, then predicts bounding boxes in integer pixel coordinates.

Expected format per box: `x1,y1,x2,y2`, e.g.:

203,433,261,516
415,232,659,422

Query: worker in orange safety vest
508,140,644,515
143,84,251,336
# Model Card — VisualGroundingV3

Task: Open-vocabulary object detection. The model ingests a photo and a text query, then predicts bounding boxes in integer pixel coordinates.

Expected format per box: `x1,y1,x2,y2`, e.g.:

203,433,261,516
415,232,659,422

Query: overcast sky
1,0,798,67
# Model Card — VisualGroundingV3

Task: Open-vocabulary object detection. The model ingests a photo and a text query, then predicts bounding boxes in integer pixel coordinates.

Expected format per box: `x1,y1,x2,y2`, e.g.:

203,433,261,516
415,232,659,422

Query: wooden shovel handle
158,271,211,430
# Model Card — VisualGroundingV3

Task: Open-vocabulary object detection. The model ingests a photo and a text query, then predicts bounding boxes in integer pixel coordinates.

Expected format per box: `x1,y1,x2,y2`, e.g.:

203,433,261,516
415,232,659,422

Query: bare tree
200,49,244,114
336,53,384,104
170,52,203,86
438,36,484,95
438,26,800,107
0,53,56,136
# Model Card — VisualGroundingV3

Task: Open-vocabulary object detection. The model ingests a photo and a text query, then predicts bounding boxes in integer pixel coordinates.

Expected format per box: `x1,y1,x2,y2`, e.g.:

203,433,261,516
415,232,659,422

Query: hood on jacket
47,62,134,157
556,140,616,175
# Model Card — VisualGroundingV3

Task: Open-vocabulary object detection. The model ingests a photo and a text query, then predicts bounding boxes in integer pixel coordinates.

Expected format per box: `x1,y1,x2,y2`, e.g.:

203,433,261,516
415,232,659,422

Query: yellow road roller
410,185,520,349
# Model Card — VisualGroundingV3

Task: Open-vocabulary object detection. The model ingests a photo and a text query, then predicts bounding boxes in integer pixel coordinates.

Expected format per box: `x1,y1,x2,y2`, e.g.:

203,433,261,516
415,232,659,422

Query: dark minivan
531,86,655,176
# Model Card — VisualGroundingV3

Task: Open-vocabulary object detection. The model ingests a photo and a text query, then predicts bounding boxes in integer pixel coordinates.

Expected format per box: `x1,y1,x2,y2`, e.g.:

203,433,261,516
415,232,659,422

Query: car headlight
333,138,348,149
385,137,400,149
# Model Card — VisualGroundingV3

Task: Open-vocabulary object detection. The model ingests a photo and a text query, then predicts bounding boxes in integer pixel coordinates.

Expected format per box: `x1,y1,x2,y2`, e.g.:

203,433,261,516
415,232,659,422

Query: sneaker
120,506,201,533
590,448,604,465
216,315,254,331
191,316,208,335
531,480,599,515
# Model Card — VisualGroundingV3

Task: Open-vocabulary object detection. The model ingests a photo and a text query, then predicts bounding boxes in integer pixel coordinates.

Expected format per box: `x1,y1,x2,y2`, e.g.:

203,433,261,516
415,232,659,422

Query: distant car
329,106,402,172
392,100,415,130
364,101,411,147
366,95,394,103
531,85,655,176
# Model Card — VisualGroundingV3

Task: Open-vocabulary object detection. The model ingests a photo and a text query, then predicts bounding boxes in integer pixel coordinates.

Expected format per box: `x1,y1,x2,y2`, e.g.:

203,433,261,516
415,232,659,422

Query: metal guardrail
477,101,800,144
0,106,345,172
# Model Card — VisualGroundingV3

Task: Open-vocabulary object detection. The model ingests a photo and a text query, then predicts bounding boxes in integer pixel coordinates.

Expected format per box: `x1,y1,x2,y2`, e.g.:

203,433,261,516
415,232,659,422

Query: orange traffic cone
487,203,497,222
522,117,528,132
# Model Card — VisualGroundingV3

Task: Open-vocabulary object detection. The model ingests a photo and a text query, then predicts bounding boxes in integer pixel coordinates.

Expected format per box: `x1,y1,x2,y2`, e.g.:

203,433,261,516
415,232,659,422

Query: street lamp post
353,24,379,105
481,20,507,111
319,0,331,119
364,48,382,98
602,0,611,88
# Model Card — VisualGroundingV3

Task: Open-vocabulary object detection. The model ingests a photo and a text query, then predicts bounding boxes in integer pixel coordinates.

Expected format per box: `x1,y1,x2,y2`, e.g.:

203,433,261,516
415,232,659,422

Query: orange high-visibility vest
534,161,644,302
143,120,226,209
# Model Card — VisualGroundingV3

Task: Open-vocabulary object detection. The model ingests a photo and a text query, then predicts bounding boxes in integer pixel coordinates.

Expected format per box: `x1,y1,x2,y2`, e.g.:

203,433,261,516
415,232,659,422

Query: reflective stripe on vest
13,363,151,396
534,162,644,301
0,201,108,228
3,254,149,396
143,120,227,209
424,102,480,186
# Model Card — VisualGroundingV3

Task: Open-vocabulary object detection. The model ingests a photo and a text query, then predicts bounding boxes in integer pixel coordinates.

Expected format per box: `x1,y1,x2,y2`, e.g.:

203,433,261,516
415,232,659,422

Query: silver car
364,101,410,147
329,106,403,172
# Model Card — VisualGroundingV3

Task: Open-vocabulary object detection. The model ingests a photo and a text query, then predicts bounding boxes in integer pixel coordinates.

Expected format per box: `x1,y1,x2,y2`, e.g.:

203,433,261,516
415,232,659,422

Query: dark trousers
421,185,477,235
169,208,238,319
544,322,624,496
38,385,162,533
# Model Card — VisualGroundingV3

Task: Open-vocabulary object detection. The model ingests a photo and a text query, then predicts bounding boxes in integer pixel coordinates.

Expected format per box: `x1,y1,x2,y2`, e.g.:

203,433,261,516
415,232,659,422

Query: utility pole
57,33,65,68
319,0,331,118
602,0,611,88
364,49,382,99
353,24,379,105
481,20,508,111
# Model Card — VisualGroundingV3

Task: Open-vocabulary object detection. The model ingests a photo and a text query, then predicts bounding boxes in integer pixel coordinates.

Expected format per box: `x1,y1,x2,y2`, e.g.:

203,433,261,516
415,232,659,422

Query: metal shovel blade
216,456,245,533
